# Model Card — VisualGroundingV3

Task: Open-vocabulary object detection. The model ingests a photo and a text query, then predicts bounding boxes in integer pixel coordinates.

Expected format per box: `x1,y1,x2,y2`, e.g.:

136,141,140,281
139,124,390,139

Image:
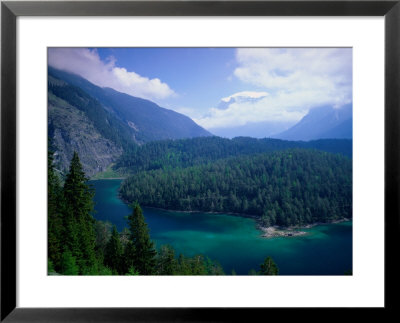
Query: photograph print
47,47,352,276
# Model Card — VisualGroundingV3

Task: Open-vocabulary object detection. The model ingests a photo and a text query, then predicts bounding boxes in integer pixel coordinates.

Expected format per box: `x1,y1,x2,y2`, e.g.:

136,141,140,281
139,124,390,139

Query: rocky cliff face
49,93,122,177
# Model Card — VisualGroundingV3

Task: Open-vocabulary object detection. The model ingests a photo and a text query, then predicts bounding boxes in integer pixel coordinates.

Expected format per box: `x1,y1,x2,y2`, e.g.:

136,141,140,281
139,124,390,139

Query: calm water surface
90,179,352,275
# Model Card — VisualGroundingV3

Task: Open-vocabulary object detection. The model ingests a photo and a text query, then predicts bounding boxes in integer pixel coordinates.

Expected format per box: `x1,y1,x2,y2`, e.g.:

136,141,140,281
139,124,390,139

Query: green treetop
48,145,65,272
63,151,97,273
104,225,124,274
259,256,279,275
127,203,156,275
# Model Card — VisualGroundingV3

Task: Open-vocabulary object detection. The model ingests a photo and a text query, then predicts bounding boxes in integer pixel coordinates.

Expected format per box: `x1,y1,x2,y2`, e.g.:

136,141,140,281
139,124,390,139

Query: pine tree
126,266,139,276
104,226,123,274
94,220,113,262
248,269,257,275
63,151,97,273
177,254,191,275
127,203,156,275
259,256,279,275
122,241,136,274
61,250,79,275
156,245,176,275
48,145,65,271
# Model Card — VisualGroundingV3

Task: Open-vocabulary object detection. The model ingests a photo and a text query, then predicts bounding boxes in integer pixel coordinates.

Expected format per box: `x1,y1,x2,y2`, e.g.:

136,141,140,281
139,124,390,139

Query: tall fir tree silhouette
127,203,156,275
63,151,97,273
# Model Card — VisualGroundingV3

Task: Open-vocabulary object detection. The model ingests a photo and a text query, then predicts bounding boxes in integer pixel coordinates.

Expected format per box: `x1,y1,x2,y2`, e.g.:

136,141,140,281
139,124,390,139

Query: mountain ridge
274,104,352,141
48,67,212,176
48,67,212,142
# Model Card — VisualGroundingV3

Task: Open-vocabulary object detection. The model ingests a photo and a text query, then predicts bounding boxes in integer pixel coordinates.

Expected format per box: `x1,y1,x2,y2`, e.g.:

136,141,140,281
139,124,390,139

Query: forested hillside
120,149,352,227
114,136,352,174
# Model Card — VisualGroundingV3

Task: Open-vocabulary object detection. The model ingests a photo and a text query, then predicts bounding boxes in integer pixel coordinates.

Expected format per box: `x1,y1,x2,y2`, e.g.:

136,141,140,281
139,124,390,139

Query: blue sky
48,47,352,134
95,48,245,111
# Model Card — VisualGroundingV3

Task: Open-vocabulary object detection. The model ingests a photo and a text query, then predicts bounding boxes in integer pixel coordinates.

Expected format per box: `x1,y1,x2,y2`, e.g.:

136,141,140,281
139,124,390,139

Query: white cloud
196,48,352,129
234,48,352,108
221,91,268,102
48,48,175,101
195,92,306,129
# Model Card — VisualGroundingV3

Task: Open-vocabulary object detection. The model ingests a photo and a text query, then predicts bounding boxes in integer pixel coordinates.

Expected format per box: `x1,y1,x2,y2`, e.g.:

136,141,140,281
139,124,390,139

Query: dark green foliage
61,250,79,275
176,254,192,275
114,136,352,174
127,204,157,275
126,266,140,276
122,242,136,274
120,149,352,227
49,151,225,276
94,220,113,262
97,266,113,275
259,257,279,275
156,245,177,275
205,258,225,275
104,226,124,274
172,253,225,276
48,259,56,274
48,145,65,271
63,151,98,273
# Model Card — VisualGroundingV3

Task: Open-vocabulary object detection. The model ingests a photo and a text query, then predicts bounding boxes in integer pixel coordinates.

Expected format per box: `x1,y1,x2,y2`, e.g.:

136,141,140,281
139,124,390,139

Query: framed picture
1,0,399,321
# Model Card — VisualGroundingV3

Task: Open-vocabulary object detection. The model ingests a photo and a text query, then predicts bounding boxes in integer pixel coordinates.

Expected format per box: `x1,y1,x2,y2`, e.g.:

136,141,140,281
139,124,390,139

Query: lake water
89,179,352,275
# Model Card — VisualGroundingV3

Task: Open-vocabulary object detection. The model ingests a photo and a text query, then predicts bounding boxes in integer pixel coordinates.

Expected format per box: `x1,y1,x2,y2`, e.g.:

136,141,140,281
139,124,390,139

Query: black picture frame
1,0,399,321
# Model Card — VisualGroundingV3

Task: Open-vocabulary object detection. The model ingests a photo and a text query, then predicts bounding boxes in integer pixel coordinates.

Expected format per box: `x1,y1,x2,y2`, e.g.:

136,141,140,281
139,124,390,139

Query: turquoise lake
89,179,352,275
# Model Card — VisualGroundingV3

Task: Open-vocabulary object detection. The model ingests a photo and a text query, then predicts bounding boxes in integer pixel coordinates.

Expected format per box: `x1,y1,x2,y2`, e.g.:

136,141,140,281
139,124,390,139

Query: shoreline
90,177,126,180
128,204,260,220
259,226,308,238
93,180,352,239
259,218,351,238
98,177,351,239
120,194,351,239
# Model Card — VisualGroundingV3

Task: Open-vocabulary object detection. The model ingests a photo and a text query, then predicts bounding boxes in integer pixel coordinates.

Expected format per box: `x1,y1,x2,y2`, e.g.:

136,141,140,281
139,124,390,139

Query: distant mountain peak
274,104,352,141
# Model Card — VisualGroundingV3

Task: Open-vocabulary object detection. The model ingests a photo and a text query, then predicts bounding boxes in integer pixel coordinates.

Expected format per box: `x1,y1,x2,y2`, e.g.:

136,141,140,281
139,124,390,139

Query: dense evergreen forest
48,149,277,275
120,149,352,227
113,136,352,175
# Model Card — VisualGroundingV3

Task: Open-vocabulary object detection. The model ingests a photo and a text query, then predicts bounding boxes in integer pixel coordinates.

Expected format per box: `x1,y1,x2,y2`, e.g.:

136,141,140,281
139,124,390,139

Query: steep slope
318,118,353,139
48,67,212,143
49,77,138,150
275,104,352,141
48,67,212,176
48,92,123,176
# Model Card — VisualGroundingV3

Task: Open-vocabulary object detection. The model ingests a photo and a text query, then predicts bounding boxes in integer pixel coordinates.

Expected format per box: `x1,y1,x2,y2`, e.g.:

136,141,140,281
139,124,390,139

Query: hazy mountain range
274,104,352,141
208,94,352,141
